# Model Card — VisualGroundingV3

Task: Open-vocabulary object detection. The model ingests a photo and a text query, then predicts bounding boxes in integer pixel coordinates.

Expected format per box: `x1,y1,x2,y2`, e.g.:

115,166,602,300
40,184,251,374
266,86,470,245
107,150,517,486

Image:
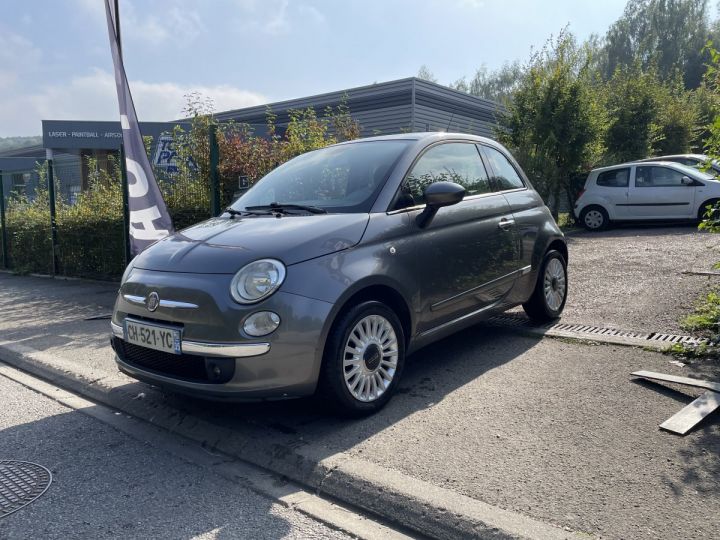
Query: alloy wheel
543,258,567,312
342,315,398,402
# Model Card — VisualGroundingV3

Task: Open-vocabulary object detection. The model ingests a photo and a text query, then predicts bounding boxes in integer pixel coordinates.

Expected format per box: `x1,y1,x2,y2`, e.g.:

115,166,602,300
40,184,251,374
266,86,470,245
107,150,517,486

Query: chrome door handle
498,218,515,231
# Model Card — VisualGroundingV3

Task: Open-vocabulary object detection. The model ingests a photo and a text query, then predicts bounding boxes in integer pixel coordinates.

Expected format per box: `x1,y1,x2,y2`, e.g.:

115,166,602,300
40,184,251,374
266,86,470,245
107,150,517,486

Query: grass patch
669,289,720,360
681,290,720,333
556,212,582,233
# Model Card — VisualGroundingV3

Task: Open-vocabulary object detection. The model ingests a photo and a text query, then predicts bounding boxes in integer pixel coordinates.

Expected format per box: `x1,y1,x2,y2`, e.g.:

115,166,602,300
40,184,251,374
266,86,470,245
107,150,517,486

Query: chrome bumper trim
181,341,270,358
122,294,199,309
110,320,269,358
110,321,124,339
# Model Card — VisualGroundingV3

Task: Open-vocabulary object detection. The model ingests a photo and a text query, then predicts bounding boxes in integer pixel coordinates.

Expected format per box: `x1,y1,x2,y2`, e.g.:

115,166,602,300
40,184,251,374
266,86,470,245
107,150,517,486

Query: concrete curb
0,340,577,540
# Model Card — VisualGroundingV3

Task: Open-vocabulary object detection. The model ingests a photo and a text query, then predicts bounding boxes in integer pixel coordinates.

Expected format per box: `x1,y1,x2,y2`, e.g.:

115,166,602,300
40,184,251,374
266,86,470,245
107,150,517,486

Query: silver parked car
111,133,568,415
637,154,720,175
574,160,720,230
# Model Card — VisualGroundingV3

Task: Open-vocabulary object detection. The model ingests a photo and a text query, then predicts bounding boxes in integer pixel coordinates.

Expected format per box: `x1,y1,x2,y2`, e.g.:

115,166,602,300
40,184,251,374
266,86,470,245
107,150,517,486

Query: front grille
111,337,235,384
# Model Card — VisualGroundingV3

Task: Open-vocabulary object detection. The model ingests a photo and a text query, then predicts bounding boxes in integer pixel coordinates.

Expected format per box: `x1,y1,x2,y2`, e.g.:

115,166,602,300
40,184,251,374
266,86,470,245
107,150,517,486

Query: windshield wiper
246,202,327,215
223,207,273,218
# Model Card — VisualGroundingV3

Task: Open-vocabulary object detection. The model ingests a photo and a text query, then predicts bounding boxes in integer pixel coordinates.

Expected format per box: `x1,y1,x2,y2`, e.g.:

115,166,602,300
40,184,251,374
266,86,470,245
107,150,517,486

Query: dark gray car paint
131,213,371,273
112,132,566,400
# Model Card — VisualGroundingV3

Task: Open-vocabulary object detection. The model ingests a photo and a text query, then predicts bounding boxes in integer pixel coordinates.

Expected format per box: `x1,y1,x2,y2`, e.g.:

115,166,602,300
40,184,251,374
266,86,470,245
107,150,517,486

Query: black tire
698,199,720,221
579,205,609,231
522,250,568,323
319,301,405,417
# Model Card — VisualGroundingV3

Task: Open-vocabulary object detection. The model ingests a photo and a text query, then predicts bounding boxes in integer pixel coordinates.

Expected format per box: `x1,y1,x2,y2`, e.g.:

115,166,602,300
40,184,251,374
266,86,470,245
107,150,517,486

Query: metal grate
0,461,52,518
484,314,707,349
112,337,235,384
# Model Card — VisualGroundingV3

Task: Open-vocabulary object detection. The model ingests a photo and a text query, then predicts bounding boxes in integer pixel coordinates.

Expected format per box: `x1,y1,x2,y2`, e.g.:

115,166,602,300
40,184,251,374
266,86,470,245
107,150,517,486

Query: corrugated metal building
214,77,503,138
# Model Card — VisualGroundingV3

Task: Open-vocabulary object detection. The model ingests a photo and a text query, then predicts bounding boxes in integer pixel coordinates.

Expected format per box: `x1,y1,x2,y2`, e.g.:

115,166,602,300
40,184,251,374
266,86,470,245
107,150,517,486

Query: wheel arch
697,198,720,220
314,278,414,379
327,283,413,347
547,238,568,264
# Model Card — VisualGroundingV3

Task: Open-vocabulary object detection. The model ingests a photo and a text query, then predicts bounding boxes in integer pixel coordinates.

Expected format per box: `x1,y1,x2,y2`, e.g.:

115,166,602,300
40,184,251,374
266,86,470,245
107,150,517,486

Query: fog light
243,311,280,337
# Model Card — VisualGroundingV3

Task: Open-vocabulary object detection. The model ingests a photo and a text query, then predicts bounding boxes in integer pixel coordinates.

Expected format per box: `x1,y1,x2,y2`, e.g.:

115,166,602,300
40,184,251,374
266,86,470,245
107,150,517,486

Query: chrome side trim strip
420,302,500,338
181,341,270,358
431,266,530,311
122,294,199,309
520,264,532,276
110,321,124,339
159,300,200,309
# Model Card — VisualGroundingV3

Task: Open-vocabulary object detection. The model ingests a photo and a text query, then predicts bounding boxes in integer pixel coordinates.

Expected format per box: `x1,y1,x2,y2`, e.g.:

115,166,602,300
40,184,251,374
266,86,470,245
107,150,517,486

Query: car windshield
232,140,411,214
672,163,716,181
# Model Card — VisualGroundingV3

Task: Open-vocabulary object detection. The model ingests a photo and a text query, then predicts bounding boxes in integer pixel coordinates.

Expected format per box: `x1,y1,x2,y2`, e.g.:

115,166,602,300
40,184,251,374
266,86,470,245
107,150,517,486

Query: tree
450,62,524,103
417,65,438,83
603,65,659,162
604,0,711,88
652,77,700,154
498,30,605,217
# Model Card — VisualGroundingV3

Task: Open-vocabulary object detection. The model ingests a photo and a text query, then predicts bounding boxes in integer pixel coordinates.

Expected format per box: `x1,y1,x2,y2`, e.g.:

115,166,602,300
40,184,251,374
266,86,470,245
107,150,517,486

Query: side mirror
416,181,465,228
681,176,694,186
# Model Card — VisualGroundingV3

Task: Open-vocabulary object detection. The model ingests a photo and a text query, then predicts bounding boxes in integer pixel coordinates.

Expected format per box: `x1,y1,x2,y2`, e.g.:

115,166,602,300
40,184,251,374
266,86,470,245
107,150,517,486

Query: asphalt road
1,224,719,539
0,374,350,540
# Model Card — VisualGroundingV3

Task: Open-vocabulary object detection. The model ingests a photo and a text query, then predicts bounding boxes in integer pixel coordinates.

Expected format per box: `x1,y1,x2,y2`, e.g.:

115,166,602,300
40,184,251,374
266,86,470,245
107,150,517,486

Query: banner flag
104,0,174,255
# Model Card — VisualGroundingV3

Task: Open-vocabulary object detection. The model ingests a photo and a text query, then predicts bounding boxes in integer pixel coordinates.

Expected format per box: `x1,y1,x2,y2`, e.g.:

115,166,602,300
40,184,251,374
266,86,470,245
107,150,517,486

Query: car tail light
576,188,585,200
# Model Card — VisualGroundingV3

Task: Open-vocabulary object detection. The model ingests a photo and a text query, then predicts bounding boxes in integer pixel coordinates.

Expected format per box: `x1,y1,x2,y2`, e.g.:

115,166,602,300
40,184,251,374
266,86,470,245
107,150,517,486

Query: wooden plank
681,270,720,276
659,390,720,435
631,371,720,393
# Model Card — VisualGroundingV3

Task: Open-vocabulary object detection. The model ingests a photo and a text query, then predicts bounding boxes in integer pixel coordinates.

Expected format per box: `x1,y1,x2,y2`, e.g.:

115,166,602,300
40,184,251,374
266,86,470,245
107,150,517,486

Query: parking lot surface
1,225,719,539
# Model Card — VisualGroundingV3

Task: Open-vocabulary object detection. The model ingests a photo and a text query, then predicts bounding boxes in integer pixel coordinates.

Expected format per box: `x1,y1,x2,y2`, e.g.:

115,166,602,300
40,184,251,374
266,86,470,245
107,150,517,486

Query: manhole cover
0,461,52,518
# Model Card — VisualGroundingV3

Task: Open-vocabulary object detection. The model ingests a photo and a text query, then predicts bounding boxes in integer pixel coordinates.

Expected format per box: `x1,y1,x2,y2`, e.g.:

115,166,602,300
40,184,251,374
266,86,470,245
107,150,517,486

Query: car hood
132,213,370,274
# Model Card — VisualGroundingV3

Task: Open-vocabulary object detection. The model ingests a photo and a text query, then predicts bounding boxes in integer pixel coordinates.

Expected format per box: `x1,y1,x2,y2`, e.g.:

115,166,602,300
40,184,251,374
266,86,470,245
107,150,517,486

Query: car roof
333,131,498,146
589,160,692,174
637,154,708,162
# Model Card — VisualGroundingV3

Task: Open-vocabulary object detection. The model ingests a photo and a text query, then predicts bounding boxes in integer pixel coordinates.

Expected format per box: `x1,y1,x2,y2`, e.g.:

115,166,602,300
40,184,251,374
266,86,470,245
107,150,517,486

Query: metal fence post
0,169,8,269
46,153,59,276
209,124,221,217
120,145,132,265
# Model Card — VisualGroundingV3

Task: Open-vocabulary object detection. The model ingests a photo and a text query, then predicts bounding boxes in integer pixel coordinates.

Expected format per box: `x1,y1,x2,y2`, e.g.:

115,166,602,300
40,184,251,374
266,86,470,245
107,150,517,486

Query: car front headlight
230,259,286,304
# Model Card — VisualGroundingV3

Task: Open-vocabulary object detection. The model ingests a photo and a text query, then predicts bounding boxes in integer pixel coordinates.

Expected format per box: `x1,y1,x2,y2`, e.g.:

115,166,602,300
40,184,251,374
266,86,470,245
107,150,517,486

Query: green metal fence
0,132,224,281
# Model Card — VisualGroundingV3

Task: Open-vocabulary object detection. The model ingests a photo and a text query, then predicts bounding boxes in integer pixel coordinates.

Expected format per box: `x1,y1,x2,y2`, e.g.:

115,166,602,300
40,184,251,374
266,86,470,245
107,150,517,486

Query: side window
482,146,525,190
635,166,686,188
402,143,491,205
596,168,629,187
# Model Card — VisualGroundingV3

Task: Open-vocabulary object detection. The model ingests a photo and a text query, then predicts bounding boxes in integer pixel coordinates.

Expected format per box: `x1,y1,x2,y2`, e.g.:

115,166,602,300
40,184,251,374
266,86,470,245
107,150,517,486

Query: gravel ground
560,224,720,333
0,375,349,540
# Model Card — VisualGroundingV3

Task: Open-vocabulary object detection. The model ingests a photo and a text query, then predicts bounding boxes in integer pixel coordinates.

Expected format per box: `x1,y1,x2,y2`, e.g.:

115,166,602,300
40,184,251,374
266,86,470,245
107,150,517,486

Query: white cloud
234,0,325,35
74,0,205,45
0,29,42,73
0,69,267,136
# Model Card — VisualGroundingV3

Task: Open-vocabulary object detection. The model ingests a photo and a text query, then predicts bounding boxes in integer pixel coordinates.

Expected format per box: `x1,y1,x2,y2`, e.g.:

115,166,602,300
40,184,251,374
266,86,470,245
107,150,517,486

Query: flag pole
114,0,121,55
114,0,132,265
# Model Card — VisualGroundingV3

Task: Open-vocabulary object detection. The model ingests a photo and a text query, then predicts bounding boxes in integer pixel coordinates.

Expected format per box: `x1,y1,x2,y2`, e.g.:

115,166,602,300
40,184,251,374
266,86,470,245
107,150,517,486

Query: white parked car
574,161,720,230
637,154,720,175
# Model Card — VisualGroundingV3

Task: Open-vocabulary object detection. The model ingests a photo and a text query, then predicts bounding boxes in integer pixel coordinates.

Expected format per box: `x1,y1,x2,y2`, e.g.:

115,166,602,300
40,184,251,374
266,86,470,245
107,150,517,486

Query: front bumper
111,269,334,401
110,321,270,358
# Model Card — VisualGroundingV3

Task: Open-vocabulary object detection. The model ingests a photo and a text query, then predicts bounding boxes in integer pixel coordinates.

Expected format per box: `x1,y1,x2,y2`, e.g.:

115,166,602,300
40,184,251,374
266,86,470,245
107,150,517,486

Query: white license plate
124,319,181,355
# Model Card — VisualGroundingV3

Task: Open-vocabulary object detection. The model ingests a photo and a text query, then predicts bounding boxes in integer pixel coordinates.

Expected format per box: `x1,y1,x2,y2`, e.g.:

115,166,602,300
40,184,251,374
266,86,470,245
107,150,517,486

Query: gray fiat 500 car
111,132,568,415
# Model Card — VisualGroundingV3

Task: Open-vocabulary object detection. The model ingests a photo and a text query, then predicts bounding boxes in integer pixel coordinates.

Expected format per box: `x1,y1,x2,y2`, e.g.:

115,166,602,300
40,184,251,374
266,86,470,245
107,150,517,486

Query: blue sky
0,0,629,136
